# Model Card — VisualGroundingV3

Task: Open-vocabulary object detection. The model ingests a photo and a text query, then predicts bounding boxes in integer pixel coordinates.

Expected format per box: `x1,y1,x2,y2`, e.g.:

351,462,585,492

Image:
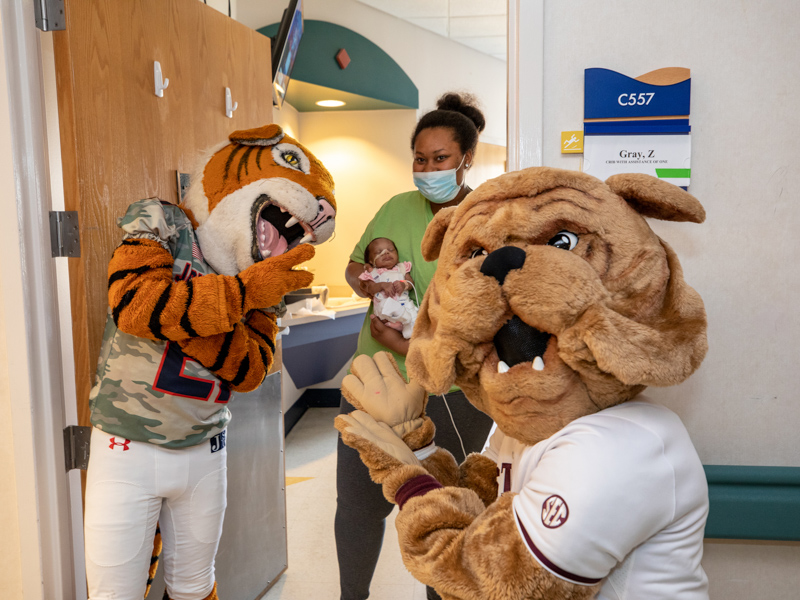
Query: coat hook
225,87,238,118
154,61,169,97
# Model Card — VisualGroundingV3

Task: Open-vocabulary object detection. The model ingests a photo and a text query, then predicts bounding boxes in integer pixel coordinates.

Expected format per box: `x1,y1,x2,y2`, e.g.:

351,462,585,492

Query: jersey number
153,342,231,404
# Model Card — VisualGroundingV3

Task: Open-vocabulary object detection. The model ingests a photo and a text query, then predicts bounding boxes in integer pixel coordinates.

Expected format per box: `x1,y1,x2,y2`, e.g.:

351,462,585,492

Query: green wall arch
259,19,418,110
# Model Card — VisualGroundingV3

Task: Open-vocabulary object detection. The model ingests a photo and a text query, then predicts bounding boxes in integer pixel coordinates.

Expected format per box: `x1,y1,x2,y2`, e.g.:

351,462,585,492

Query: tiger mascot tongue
83,124,335,600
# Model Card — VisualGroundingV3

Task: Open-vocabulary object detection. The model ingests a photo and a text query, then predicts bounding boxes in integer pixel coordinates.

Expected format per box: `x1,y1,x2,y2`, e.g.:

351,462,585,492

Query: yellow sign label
561,131,584,154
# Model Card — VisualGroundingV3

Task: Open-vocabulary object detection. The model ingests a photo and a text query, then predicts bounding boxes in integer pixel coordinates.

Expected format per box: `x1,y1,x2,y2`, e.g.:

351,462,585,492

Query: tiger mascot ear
182,123,336,275
229,123,286,146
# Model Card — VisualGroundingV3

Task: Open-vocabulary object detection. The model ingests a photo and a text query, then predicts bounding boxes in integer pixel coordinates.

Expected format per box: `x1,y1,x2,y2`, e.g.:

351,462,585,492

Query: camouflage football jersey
88,199,232,448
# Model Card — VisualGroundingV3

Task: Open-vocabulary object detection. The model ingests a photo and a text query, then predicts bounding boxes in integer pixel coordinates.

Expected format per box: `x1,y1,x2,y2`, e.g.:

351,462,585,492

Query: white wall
237,0,507,146
0,14,37,599
0,221,24,596
534,2,800,598
274,105,504,412
274,103,507,297
272,98,302,141
291,108,420,296
206,0,237,19
542,0,800,468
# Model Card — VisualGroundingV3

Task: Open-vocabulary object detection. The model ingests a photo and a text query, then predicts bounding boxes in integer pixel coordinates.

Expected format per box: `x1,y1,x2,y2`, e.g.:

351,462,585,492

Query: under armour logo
109,437,131,451
541,494,569,529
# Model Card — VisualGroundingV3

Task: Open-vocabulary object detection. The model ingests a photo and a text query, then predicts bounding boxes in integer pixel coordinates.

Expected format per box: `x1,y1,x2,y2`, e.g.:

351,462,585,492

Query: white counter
278,299,369,412
279,298,370,327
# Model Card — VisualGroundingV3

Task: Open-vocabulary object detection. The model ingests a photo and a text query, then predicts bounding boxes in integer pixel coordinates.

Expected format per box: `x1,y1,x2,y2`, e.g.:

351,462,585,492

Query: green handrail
704,465,800,541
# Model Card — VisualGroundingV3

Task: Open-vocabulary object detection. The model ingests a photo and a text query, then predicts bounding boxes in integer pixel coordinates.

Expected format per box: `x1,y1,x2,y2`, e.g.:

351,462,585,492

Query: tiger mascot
83,124,335,600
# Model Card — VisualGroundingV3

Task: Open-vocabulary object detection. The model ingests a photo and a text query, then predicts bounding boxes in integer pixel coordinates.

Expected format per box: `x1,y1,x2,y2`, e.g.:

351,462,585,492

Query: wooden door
53,1,291,595
53,0,275,431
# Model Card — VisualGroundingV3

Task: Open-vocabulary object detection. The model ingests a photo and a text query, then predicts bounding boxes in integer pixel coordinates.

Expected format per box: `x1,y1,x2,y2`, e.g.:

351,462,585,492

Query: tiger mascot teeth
84,124,334,600
184,123,336,275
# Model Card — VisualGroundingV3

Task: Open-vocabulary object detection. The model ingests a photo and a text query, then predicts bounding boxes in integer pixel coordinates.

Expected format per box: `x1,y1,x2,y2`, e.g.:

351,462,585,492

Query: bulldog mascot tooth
336,168,710,600
83,124,335,600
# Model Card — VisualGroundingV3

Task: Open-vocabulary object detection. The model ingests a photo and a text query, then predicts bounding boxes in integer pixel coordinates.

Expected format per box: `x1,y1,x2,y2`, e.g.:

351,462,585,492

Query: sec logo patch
541,495,569,528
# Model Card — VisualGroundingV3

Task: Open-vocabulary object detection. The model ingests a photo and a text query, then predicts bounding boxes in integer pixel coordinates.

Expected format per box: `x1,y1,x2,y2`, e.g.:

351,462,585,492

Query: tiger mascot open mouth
183,123,336,275
407,167,708,446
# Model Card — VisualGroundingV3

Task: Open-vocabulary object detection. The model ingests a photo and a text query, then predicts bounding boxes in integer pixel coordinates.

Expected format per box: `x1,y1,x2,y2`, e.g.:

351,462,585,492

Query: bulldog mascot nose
336,167,711,600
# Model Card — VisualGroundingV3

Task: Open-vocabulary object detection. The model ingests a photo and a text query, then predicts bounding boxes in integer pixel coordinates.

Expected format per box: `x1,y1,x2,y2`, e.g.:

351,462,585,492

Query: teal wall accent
259,20,418,109
704,465,800,541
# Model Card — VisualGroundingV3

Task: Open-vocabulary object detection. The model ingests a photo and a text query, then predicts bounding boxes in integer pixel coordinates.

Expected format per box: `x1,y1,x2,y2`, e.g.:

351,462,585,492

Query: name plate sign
583,67,692,187
584,67,691,120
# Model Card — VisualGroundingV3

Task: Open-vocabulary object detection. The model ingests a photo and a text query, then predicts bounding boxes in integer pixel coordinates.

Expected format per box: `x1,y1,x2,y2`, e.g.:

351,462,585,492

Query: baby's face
369,239,399,269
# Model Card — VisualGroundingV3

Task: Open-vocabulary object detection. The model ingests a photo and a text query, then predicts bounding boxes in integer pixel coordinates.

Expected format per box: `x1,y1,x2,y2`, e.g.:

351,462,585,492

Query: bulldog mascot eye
548,231,578,250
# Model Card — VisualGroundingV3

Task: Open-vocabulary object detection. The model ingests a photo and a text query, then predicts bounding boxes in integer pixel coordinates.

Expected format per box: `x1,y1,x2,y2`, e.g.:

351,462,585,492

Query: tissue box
283,288,318,305
284,285,329,306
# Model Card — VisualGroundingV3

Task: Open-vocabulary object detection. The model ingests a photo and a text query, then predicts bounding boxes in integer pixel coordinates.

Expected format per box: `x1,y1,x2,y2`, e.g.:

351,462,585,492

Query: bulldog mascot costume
336,168,710,600
83,124,335,600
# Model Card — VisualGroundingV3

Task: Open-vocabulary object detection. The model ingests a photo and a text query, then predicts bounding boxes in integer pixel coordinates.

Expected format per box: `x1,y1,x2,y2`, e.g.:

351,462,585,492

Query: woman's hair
411,92,486,155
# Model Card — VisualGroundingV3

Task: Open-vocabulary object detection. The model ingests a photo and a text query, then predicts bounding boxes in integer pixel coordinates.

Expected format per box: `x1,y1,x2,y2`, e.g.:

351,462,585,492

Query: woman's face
413,127,470,175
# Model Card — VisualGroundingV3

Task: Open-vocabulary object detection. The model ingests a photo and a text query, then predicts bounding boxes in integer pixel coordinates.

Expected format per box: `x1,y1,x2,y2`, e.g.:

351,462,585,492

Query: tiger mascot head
182,123,336,275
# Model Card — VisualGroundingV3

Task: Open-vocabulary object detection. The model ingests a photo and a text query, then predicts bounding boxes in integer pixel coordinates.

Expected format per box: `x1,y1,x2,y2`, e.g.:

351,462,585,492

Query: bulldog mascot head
407,167,706,445
336,167,710,600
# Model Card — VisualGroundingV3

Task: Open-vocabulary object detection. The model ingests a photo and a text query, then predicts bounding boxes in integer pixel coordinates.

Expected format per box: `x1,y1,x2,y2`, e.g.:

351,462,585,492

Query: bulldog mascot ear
408,168,708,429
562,173,707,388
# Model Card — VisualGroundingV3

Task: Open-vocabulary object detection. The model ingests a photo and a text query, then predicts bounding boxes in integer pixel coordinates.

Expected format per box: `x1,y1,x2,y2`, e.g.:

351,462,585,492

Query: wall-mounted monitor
271,0,303,108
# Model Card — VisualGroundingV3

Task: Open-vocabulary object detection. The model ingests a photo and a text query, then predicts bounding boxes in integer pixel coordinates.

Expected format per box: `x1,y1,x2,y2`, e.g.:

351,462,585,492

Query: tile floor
262,407,427,600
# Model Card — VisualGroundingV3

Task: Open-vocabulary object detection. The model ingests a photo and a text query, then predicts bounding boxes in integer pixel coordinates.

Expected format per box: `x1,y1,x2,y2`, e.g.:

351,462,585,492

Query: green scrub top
349,190,437,381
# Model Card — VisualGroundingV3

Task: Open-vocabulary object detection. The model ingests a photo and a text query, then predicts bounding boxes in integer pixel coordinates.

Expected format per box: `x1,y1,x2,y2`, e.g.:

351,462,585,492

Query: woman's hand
346,261,372,298
376,282,396,297
359,278,374,298
361,280,394,298
370,314,410,355
391,280,407,296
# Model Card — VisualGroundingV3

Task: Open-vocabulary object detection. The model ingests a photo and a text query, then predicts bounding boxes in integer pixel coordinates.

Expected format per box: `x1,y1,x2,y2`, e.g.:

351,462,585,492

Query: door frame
507,0,545,170
0,1,80,598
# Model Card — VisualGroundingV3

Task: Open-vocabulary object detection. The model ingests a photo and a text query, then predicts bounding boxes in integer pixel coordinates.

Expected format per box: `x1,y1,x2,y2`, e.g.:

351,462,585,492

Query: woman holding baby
336,92,495,600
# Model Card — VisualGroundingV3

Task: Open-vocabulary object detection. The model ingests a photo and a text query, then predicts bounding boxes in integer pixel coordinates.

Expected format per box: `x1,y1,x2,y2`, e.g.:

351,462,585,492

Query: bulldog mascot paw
336,167,710,600
83,124,335,600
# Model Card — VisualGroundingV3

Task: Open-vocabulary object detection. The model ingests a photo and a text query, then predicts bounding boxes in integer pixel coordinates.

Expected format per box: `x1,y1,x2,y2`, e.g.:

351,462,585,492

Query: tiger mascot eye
83,124,334,600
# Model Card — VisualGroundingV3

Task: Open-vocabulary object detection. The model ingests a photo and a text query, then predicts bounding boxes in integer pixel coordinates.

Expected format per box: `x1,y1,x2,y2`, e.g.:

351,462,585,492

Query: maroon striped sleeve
396,475,443,509
514,509,602,586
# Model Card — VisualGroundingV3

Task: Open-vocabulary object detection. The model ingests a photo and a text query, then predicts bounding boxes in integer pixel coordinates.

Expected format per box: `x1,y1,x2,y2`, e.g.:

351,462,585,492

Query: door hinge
176,171,191,203
34,0,66,31
63,425,91,471
49,211,81,257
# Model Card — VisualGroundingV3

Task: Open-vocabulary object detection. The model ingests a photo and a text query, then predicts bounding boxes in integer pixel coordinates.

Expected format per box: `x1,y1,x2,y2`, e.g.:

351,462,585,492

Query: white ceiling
355,0,507,61
232,0,507,62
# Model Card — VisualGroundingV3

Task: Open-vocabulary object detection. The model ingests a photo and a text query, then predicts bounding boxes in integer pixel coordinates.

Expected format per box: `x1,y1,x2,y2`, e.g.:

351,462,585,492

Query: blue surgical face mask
413,155,466,204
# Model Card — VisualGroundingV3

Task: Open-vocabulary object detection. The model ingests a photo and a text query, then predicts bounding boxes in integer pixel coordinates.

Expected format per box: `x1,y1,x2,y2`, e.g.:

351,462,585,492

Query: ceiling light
316,100,346,107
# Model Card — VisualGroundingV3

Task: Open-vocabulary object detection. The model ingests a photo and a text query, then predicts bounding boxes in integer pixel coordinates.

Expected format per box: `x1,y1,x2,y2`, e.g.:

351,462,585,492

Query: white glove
336,410,421,467
341,352,427,437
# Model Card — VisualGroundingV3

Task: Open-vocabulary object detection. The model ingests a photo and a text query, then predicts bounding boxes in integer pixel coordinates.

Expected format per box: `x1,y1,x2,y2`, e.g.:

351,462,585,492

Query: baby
359,237,418,339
